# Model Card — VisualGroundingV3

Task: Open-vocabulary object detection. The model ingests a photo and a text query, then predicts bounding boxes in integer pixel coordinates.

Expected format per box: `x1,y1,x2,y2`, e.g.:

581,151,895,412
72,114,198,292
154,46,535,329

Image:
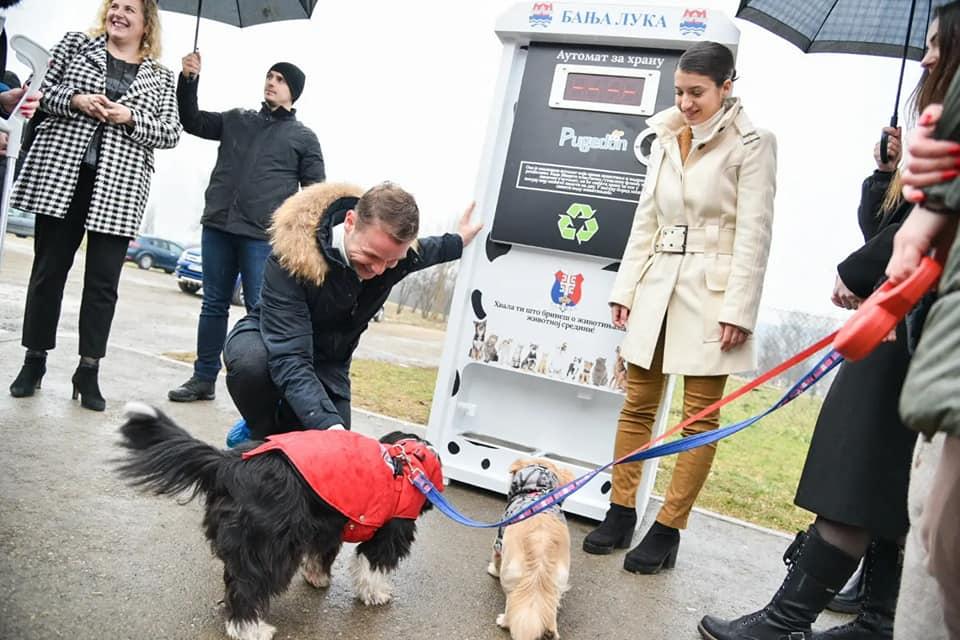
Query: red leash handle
834,256,943,361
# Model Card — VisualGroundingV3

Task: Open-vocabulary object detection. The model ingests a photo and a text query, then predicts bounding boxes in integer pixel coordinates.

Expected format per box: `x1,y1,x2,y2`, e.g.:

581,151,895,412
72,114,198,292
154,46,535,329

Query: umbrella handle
879,114,899,166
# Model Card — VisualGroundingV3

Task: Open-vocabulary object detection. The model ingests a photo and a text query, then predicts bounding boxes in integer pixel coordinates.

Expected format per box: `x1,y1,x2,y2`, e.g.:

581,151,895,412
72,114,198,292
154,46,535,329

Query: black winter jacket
177,74,325,240
229,183,463,429
837,171,913,298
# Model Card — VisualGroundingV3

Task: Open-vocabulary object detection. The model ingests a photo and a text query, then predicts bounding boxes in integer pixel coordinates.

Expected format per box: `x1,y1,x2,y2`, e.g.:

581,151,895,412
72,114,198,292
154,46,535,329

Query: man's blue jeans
194,226,272,381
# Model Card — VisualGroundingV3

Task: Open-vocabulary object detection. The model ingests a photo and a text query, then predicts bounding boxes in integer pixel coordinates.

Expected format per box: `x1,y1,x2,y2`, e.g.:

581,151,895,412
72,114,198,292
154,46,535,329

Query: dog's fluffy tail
115,402,228,501
506,526,565,640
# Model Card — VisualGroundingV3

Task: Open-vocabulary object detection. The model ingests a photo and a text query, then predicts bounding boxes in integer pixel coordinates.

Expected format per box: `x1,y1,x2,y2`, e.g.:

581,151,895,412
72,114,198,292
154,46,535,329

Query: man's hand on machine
457,202,483,247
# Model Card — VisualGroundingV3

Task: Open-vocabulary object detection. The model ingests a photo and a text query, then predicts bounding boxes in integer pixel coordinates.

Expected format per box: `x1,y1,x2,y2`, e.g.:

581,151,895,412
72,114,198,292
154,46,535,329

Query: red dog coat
242,430,443,542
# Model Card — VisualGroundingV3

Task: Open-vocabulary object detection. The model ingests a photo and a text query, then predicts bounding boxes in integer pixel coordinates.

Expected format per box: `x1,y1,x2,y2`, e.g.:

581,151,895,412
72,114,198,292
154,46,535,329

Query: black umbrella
737,0,948,162
158,0,319,51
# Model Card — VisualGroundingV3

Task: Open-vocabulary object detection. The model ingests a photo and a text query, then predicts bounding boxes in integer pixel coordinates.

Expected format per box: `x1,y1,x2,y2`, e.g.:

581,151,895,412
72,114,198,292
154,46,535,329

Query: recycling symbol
558,203,599,244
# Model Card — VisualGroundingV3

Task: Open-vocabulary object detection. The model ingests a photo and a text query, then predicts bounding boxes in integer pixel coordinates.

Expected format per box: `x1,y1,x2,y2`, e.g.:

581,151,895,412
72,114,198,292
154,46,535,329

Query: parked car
126,235,184,273
175,245,244,306
5,208,35,238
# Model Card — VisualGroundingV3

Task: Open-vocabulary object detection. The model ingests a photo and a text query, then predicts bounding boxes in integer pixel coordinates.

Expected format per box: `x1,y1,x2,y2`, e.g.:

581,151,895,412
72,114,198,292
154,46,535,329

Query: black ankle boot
812,539,902,639
582,503,637,554
698,525,860,640
71,362,105,411
623,521,680,574
10,352,47,397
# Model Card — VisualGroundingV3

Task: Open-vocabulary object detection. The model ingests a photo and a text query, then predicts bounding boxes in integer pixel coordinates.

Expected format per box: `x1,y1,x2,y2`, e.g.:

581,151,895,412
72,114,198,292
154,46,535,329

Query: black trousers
21,165,130,358
224,328,351,440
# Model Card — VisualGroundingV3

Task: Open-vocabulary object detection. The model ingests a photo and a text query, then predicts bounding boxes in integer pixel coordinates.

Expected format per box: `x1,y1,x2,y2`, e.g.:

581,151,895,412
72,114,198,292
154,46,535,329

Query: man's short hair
355,182,419,243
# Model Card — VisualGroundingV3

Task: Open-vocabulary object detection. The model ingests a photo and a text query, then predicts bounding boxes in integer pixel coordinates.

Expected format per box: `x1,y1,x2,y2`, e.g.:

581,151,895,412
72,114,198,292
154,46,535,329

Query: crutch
0,34,50,267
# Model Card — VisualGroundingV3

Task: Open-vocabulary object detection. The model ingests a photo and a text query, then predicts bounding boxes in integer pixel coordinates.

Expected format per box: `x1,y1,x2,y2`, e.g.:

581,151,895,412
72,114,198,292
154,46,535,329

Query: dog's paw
351,554,393,606
486,560,500,578
301,555,331,589
496,613,508,629
225,619,276,640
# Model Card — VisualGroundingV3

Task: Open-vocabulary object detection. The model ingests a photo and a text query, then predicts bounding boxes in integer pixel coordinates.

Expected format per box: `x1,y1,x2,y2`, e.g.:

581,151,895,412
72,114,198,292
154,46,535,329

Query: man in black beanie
169,52,325,402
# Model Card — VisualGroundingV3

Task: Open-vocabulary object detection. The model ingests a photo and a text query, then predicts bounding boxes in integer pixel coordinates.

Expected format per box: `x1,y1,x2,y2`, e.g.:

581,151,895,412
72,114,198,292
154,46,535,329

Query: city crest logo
530,2,553,27
680,8,707,36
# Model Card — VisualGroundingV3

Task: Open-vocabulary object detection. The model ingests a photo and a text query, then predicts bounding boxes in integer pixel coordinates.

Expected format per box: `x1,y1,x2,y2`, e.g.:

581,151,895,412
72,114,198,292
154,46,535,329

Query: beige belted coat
609,98,777,375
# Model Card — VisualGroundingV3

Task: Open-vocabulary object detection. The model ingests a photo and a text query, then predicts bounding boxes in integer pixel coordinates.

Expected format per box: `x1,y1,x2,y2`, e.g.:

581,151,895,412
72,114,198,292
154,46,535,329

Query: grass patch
350,358,438,425
652,377,818,532
381,301,448,331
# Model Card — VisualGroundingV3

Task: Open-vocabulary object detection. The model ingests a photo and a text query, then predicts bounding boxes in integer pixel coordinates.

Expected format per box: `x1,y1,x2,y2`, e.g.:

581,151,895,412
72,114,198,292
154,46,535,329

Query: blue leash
409,349,845,529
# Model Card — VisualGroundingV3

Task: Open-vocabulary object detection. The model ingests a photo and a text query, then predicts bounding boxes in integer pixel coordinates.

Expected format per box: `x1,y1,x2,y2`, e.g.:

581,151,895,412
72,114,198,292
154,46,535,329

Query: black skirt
794,325,917,540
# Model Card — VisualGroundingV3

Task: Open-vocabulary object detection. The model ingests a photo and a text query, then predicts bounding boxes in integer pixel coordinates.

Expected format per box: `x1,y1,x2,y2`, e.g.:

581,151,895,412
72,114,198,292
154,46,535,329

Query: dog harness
493,464,566,554
242,430,443,543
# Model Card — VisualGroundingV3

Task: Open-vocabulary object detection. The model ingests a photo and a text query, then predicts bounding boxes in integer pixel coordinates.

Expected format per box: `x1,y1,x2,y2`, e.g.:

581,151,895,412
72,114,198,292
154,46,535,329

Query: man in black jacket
222,181,481,438
170,53,325,402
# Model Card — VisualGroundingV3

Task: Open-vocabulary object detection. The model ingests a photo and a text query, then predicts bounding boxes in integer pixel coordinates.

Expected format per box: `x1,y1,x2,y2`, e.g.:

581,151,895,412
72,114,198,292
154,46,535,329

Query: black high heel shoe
623,521,680,574
71,362,105,412
10,352,47,397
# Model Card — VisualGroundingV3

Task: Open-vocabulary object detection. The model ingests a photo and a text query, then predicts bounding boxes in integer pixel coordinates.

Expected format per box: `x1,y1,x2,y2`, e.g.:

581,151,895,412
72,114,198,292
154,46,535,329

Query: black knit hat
269,62,305,102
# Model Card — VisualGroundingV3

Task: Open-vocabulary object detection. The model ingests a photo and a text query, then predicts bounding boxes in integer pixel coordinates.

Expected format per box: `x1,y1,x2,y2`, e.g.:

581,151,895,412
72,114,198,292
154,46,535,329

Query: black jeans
21,165,130,358
223,328,351,440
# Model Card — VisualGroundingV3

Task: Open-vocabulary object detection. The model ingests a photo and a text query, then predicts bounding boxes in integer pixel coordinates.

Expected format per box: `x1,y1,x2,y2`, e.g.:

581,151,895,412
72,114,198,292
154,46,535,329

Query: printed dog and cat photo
468,319,625,392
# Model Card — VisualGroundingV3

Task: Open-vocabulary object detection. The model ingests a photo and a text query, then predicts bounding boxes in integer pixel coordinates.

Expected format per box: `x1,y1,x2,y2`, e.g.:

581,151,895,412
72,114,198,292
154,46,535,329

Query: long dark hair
915,1,960,112
884,0,960,213
678,41,738,86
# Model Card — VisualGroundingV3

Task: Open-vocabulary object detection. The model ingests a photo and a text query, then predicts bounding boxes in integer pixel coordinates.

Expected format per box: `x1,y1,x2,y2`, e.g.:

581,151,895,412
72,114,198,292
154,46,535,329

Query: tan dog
487,458,575,640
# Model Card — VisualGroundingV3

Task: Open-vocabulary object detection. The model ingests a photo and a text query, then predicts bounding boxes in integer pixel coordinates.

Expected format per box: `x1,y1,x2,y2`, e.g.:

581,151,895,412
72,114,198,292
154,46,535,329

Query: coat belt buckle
658,225,688,254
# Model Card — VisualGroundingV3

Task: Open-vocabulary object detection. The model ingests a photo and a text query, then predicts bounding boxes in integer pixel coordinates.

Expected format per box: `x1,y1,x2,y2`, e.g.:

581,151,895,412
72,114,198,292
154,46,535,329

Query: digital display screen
562,73,646,107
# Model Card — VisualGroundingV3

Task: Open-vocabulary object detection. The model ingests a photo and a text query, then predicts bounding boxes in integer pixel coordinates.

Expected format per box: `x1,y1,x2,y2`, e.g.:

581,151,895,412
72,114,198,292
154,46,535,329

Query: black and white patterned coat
12,32,181,238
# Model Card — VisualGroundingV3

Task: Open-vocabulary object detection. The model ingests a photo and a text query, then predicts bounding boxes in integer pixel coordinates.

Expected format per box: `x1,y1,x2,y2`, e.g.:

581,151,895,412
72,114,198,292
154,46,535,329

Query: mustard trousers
610,332,727,529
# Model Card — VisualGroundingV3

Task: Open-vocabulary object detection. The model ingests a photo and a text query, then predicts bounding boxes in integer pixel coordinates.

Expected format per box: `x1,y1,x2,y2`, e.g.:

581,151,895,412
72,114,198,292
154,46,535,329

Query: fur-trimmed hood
268,182,363,286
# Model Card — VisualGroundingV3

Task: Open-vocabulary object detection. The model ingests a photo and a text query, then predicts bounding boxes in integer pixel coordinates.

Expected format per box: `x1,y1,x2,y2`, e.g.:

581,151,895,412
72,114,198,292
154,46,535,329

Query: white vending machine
427,3,740,520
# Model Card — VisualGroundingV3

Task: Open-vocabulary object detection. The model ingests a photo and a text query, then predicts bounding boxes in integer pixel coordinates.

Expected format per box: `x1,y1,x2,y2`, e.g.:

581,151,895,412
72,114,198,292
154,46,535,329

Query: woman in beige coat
582,41,777,574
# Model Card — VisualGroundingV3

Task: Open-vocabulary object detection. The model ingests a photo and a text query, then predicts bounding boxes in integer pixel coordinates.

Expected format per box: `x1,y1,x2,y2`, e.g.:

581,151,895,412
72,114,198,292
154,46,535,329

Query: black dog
115,403,443,640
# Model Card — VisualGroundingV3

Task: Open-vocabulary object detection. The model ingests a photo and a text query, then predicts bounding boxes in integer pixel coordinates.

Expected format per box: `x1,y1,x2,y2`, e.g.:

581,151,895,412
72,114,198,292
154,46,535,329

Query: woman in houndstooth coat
9,0,180,411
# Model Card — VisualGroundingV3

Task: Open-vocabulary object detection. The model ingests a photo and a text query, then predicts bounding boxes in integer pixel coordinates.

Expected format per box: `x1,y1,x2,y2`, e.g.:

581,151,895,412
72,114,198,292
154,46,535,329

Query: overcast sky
3,0,925,319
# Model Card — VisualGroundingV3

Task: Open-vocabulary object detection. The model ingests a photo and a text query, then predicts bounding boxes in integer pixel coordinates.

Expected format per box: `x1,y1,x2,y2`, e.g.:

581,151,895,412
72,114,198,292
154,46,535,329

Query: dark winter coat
794,171,918,539
228,182,463,430
177,74,325,240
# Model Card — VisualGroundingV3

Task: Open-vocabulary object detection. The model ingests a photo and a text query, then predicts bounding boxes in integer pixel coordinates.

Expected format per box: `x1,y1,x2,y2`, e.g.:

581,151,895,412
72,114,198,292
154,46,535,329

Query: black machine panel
491,42,681,260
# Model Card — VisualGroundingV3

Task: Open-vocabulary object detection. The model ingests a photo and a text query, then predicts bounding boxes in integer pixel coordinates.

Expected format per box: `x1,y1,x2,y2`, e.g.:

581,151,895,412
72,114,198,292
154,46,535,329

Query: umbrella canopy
737,0,950,161
736,0,947,60
158,0,318,49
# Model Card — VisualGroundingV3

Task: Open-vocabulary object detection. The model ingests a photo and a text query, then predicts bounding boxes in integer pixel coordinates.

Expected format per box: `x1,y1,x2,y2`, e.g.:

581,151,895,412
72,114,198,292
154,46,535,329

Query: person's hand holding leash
457,202,483,247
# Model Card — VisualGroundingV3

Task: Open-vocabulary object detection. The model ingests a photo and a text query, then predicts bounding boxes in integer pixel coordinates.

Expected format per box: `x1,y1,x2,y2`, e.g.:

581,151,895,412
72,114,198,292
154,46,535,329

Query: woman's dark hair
678,41,738,86
914,0,960,113
884,0,960,213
